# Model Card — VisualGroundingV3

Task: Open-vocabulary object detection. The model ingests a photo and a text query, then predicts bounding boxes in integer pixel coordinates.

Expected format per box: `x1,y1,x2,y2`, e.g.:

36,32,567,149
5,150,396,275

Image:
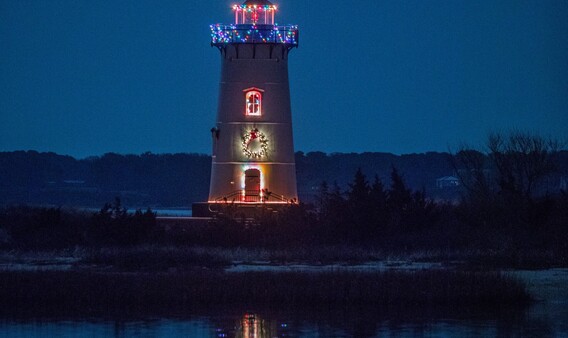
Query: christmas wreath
242,128,269,159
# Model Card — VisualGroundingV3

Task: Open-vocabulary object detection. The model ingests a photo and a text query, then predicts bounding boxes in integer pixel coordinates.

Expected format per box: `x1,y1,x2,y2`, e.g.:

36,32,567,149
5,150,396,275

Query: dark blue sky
1,0,567,158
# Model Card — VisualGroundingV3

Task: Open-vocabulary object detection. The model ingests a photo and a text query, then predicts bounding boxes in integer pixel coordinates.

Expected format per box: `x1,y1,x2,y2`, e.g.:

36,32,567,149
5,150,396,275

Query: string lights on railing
210,24,299,45
211,1,297,44
233,4,277,11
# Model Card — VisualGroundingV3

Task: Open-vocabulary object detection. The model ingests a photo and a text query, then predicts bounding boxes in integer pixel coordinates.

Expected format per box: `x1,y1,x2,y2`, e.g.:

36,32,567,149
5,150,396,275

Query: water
151,208,192,217
0,309,565,337
1,269,566,337
226,261,443,273
81,207,192,217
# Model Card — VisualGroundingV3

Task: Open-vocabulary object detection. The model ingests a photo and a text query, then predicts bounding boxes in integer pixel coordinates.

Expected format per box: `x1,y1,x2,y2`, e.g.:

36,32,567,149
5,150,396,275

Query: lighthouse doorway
244,169,261,202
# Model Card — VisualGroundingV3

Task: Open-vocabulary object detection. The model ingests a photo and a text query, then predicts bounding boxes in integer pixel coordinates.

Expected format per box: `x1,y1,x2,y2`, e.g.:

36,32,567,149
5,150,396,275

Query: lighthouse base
192,202,296,218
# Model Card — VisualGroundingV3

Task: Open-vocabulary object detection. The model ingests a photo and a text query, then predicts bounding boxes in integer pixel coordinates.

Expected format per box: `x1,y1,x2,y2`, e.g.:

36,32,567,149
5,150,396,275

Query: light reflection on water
0,307,566,338
1,269,566,337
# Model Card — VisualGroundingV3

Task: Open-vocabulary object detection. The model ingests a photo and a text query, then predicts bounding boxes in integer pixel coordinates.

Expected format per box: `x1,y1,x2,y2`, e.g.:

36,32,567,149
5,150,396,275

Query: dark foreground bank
0,269,530,317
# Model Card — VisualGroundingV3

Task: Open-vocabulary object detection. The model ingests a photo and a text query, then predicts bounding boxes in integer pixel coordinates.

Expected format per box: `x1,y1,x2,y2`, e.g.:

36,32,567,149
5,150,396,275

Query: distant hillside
0,151,210,207
1,150,566,208
294,151,458,201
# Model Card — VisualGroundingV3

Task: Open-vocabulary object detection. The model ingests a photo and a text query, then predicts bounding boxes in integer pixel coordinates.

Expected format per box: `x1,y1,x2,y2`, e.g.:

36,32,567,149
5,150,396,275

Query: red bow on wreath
250,129,258,140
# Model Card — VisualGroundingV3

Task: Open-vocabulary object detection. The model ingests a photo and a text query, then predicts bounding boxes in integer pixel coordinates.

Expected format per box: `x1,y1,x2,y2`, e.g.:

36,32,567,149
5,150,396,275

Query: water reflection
213,313,292,338
205,305,566,338
1,269,566,336
0,298,568,338
240,313,263,338
0,305,566,337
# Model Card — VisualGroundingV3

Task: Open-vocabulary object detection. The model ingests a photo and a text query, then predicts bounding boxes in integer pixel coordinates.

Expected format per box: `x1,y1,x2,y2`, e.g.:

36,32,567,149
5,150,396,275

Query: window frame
244,88,264,117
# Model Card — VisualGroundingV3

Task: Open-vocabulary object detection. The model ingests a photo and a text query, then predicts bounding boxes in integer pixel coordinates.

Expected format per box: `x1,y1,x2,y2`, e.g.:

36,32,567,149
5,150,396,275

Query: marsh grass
0,269,531,317
0,244,561,274
74,245,563,271
79,246,230,271
77,246,427,270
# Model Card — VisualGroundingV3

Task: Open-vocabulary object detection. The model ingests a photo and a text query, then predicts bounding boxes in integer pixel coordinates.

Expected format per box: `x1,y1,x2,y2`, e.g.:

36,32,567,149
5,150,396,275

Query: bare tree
488,131,561,197
451,146,493,200
452,132,562,200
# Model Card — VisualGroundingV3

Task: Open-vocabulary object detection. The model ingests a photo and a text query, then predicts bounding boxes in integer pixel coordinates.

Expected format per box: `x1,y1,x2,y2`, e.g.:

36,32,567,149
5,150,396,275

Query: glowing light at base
207,164,291,204
241,164,265,191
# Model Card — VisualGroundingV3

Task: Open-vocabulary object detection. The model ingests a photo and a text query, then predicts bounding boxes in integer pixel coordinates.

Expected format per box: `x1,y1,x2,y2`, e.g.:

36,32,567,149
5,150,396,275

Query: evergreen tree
319,181,348,244
386,167,413,232
388,166,412,211
348,168,370,203
317,180,329,211
347,168,375,243
370,175,389,235
370,175,387,209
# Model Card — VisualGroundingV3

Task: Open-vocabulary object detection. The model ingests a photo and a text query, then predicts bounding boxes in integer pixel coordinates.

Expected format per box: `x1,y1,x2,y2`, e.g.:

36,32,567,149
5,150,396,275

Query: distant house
436,176,460,189
63,180,85,186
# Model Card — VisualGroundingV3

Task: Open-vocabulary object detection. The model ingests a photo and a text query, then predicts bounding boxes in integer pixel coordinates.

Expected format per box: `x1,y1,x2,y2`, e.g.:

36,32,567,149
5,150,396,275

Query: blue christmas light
210,24,298,45
211,2,297,45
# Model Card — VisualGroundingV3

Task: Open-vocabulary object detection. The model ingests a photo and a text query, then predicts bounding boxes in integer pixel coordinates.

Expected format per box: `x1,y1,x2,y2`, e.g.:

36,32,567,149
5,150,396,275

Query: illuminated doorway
244,168,261,202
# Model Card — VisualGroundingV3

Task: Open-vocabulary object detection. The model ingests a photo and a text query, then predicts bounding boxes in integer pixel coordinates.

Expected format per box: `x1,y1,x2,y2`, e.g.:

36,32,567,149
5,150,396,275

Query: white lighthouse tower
206,0,299,208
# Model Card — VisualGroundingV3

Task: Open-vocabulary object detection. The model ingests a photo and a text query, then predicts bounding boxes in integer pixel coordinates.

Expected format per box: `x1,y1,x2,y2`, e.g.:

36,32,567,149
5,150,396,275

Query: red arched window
245,90,262,116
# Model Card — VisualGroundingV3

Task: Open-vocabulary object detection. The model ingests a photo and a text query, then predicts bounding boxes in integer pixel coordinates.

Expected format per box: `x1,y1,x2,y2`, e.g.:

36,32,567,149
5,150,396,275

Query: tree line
0,132,566,264
0,151,211,207
203,132,568,262
1,146,566,207
202,166,567,267
0,198,160,249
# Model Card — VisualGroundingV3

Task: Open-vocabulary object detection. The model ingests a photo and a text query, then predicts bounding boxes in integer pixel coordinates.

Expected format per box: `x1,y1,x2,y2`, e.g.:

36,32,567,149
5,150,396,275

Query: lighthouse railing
210,24,299,46
214,190,289,203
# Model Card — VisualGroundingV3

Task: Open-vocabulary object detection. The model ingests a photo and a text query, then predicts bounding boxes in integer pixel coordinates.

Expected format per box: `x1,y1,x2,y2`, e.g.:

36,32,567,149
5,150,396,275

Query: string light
211,2,297,45
233,4,277,11
240,165,265,202
210,24,298,45
242,128,269,159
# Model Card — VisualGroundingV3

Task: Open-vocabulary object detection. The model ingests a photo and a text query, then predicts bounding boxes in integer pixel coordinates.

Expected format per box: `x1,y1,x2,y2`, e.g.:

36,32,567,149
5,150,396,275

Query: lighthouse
206,0,299,207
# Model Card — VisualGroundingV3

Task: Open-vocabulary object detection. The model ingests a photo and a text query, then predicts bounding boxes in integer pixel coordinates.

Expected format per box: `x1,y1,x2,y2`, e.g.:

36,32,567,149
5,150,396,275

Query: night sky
1,0,567,158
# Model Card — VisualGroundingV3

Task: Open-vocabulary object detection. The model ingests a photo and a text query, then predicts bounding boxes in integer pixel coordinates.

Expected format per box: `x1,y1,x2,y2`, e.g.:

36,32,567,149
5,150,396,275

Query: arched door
244,169,261,202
